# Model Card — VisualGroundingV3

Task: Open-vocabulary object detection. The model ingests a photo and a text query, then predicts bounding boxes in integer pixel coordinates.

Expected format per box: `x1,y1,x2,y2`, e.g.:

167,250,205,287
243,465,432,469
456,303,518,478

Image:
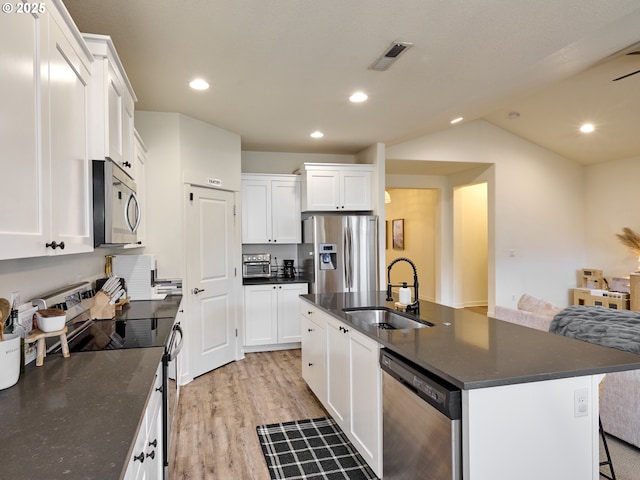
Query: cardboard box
580,269,604,289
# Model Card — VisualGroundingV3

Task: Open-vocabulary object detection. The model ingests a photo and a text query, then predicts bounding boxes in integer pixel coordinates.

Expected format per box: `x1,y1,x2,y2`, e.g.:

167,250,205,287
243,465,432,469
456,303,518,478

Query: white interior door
186,185,237,378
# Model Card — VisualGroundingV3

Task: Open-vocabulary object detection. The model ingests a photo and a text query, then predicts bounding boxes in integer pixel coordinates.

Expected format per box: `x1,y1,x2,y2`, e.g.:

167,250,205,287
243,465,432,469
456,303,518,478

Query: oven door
163,323,184,478
243,261,271,278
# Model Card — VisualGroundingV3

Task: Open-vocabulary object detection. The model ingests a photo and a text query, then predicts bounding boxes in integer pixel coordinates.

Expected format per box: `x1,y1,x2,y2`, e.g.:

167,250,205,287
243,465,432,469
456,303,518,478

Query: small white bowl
36,308,66,332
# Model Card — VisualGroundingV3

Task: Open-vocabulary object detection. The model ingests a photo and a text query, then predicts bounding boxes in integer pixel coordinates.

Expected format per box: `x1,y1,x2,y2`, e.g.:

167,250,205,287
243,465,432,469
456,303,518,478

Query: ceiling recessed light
189,78,210,90
580,123,595,133
310,131,324,139
450,117,464,124
349,91,368,103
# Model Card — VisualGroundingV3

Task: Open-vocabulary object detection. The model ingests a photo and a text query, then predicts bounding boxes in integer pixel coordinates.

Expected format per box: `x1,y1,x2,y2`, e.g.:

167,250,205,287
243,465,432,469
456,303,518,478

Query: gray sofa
494,295,640,448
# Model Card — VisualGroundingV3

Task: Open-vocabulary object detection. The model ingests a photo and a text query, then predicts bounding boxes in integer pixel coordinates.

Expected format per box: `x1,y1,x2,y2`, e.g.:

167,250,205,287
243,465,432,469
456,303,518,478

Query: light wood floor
170,349,326,479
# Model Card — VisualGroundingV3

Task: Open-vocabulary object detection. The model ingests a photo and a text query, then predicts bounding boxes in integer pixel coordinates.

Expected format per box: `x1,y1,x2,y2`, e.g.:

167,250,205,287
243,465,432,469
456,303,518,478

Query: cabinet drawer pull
146,450,155,460
46,241,65,250
133,452,145,463
148,439,157,448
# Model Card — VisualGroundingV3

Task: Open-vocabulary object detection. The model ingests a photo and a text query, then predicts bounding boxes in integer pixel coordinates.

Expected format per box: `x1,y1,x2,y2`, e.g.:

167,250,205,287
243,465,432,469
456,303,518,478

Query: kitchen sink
342,307,433,330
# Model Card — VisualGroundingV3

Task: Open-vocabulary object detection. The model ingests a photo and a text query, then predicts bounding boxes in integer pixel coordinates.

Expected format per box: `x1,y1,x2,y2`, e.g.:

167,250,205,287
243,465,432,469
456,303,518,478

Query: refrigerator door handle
345,218,352,290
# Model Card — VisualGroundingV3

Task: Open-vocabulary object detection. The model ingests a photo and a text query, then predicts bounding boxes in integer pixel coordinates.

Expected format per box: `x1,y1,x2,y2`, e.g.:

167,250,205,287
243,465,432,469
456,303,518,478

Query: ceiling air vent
369,41,413,71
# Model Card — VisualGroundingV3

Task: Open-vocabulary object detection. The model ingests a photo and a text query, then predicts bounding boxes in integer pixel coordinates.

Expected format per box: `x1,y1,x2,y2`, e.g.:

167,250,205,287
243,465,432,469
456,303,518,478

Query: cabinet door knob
308,362,313,367
307,311,313,315
308,328,313,332
133,452,145,463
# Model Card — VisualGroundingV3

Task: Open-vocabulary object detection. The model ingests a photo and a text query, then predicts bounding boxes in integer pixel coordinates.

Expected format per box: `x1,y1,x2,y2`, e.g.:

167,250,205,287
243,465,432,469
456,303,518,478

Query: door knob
192,288,205,294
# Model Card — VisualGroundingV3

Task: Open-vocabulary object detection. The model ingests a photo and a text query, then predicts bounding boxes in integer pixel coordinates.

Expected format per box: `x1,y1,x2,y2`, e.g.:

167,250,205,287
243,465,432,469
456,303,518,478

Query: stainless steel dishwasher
380,349,462,479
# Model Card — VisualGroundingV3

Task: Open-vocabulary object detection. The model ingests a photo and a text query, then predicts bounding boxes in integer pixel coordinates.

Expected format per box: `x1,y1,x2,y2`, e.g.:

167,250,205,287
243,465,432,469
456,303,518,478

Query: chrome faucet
386,257,420,316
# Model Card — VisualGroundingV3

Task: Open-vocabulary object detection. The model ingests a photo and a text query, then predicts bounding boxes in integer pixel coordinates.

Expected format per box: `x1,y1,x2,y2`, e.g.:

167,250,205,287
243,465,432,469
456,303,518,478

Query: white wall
387,119,585,308
584,155,640,278
0,249,122,303
134,112,183,278
181,115,241,191
242,151,355,174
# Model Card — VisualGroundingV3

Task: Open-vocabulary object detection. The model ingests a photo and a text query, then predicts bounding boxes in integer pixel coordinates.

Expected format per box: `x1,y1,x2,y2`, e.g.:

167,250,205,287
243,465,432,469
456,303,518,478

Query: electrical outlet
574,388,589,417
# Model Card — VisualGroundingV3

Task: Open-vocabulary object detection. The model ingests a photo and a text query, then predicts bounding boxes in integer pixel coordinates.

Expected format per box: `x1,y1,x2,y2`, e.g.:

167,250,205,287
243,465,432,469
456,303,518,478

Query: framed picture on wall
392,219,404,250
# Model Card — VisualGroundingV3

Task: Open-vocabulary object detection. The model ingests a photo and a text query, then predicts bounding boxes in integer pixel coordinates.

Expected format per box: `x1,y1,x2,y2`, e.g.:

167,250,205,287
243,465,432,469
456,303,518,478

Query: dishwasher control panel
413,376,443,404
380,349,461,419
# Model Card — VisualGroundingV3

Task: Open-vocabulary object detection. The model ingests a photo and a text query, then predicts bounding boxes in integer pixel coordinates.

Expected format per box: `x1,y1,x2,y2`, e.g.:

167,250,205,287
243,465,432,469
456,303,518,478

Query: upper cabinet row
0,1,137,260
241,164,374,245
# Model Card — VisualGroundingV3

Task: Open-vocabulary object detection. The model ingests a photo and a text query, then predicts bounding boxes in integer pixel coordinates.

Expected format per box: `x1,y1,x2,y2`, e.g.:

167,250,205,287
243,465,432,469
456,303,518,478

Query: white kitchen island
300,292,640,479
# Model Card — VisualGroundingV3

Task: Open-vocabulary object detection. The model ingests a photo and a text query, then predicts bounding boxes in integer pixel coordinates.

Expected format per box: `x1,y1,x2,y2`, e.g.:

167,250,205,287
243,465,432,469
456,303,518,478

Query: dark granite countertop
243,276,310,286
301,292,640,390
0,295,183,480
116,294,183,320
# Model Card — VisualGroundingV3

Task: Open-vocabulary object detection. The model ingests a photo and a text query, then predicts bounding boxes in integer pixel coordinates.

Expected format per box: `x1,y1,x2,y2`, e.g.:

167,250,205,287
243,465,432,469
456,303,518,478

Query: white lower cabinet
301,301,382,477
125,364,163,480
244,283,309,348
301,304,327,404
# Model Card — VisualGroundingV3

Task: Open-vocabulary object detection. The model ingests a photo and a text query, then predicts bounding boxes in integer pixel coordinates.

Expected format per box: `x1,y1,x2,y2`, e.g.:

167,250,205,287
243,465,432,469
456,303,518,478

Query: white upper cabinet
0,0,93,259
241,174,301,244
83,33,137,178
298,163,373,212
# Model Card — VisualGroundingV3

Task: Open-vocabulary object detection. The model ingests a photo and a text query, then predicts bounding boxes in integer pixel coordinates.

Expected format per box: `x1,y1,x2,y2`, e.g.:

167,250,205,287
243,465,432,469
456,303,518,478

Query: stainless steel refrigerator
298,215,378,294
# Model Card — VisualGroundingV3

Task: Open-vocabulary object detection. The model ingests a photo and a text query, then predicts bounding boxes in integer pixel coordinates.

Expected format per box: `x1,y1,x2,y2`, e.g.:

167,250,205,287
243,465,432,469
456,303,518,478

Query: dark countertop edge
243,277,310,285
300,295,640,390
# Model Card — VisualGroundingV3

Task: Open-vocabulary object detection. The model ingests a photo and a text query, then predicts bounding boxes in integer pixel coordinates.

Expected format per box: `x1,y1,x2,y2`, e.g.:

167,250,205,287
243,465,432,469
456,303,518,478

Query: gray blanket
549,306,640,355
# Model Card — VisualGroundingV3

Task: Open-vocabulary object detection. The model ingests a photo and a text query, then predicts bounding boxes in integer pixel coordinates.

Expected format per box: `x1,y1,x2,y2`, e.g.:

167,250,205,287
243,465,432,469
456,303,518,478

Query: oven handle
168,323,184,362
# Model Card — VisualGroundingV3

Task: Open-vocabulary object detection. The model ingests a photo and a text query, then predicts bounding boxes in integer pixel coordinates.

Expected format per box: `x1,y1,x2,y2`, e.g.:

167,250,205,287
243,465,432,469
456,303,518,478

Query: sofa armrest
494,305,554,332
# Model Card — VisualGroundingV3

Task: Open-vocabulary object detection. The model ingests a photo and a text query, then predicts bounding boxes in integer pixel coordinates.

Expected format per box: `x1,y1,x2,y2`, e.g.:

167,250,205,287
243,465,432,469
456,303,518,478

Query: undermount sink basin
342,307,433,330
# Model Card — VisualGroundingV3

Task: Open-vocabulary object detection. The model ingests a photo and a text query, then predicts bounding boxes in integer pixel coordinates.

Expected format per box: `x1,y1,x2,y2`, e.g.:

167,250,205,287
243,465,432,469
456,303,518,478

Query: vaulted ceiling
62,0,640,166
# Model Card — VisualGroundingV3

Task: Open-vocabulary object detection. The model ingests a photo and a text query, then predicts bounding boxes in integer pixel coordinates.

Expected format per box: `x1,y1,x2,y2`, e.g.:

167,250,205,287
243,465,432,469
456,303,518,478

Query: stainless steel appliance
163,316,184,480
298,215,378,293
380,349,462,479
242,253,271,278
93,159,140,247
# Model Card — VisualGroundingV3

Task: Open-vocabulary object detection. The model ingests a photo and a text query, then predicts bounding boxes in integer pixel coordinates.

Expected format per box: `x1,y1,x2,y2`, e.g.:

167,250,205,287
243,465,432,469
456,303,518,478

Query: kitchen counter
301,291,640,390
0,295,182,480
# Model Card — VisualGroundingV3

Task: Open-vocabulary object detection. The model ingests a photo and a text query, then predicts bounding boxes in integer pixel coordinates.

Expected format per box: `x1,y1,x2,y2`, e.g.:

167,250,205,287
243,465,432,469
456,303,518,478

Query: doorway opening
453,182,488,309
384,188,437,302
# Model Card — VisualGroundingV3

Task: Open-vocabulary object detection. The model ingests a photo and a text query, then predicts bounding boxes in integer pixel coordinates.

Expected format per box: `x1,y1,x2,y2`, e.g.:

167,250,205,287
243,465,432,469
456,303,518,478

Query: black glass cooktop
47,316,174,353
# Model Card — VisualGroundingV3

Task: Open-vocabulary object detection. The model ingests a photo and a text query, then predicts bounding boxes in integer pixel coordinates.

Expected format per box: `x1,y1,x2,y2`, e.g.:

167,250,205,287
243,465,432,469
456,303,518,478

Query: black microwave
93,160,140,247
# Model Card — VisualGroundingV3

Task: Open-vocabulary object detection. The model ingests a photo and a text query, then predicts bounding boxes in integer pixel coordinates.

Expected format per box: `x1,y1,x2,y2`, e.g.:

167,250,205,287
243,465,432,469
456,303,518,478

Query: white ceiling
62,0,640,168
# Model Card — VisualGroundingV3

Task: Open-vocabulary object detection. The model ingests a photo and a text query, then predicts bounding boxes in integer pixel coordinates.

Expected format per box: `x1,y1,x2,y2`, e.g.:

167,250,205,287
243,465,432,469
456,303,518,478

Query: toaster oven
242,253,271,278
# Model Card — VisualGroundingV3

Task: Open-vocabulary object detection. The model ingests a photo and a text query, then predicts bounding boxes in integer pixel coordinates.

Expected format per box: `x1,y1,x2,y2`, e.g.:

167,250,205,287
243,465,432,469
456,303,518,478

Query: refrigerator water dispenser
319,244,337,270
